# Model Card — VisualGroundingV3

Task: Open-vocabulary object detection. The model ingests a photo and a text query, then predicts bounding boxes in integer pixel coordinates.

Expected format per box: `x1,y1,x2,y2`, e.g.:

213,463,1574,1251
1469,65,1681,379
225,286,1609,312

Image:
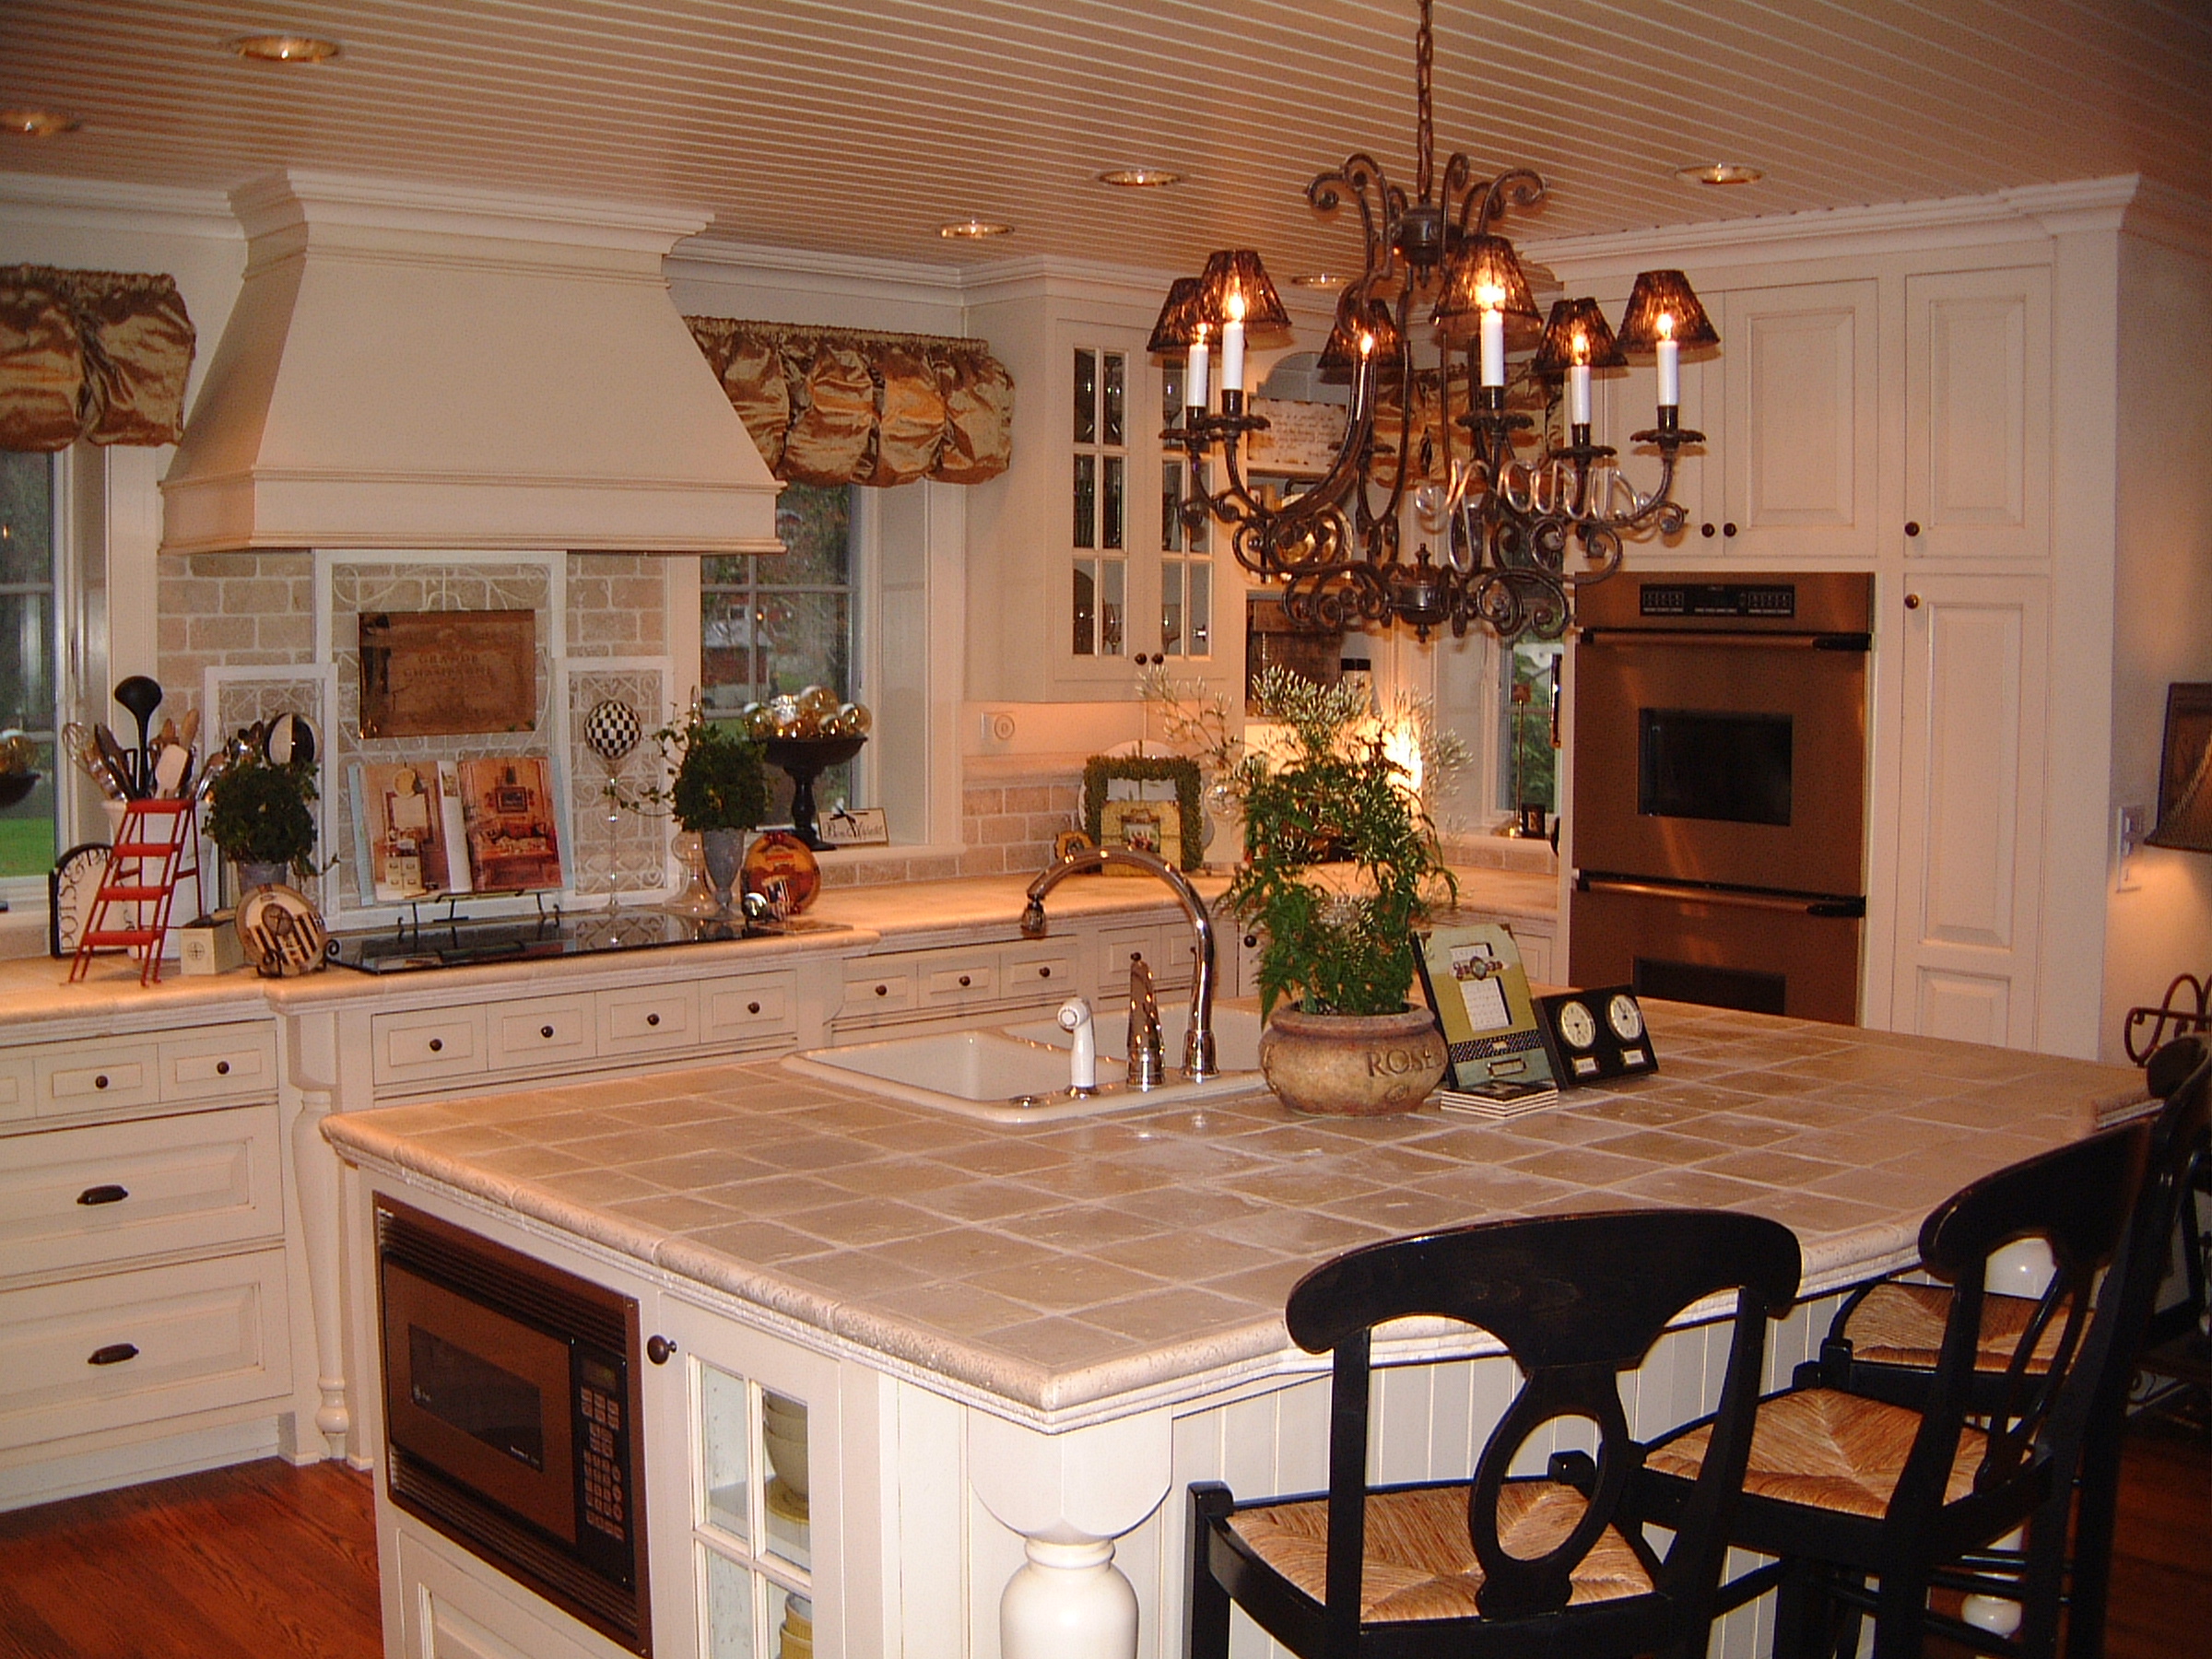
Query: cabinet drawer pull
541,1025,556,1040
1905,593,1922,610
1039,966,1052,979
646,1335,677,1366
1700,523,1715,537
646,1012,660,1027
94,1074,110,1089
958,974,971,988
216,1060,230,1076
77,1183,130,1206
875,983,889,996
427,1039,443,1053
747,1001,761,1015
1723,522,1738,537
88,1342,139,1367
1905,520,1922,537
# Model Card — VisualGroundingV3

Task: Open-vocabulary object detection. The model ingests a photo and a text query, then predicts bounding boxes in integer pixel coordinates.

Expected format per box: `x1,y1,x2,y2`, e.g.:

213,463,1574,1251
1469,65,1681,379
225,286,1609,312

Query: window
701,482,859,818
1159,360,1211,660
1499,639,1561,817
1070,347,1127,657
0,451,58,884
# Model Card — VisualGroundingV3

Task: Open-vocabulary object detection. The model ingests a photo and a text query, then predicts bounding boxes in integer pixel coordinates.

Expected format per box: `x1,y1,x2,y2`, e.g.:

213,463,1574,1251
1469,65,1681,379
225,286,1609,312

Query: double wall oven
1570,572,1874,1025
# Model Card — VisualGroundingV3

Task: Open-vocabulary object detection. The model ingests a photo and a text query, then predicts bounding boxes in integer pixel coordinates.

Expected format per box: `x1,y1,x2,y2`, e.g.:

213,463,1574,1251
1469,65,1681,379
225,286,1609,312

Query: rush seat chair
1184,1208,1802,1659
1630,1121,2156,1659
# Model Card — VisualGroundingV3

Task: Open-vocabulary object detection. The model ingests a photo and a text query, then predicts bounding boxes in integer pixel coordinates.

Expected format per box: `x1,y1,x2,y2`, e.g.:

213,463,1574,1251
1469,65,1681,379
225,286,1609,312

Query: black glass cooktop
327,911,847,974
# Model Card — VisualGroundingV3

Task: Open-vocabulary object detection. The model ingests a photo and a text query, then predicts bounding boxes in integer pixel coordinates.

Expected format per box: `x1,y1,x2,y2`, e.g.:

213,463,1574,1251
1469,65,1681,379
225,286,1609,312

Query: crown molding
1524,176,2148,278
957,253,1189,311
666,235,968,309
2119,177,2212,263
0,171,238,239
229,170,708,255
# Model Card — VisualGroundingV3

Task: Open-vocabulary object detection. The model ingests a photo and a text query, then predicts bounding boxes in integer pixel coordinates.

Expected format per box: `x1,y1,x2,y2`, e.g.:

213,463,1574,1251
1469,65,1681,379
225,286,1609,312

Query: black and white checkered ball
584,699,641,765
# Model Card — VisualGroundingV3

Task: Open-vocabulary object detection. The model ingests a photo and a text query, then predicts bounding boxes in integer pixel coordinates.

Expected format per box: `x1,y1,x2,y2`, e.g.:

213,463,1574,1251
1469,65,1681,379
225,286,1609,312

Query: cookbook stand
69,797,202,985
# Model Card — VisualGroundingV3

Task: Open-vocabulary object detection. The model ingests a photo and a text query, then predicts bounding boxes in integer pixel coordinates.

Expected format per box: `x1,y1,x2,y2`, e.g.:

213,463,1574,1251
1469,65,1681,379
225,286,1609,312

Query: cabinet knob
216,1060,229,1076
1700,523,1716,538
646,1335,677,1366
77,1183,129,1206
1244,933,1259,949
427,1039,442,1053
1723,522,1738,537
1905,521,1922,537
958,974,971,988
1039,966,1052,979
1904,593,1923,610
88,1342,139,1367
541,1025,556,1040
94,1074,109,1089
646,1012,660,1027
747,1001,761,1015
875,982,889,996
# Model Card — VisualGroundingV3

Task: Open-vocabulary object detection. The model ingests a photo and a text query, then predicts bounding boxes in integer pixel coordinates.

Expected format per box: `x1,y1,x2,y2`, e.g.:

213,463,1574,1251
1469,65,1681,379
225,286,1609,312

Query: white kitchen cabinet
393,1522,613,1659
1904,266,2052,562
1886,574,2051,1047
1591,279,1877,562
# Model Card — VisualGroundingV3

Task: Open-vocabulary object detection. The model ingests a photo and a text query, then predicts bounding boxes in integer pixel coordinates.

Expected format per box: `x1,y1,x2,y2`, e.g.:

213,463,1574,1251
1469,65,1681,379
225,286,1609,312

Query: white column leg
1001,1536,1139,1659
290,1084,349,1458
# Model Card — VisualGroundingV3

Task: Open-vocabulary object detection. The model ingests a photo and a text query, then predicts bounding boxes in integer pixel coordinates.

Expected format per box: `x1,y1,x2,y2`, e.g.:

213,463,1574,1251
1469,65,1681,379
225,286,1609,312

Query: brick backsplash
813,771,1085,888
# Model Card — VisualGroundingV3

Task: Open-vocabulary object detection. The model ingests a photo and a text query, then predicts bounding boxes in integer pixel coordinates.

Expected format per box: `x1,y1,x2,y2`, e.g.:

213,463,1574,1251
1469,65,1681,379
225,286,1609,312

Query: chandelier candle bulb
1656,313,1679,406
1187,326,1209,410
1479,297,1506,388
1221,292,1247,393
1569,334,1592,427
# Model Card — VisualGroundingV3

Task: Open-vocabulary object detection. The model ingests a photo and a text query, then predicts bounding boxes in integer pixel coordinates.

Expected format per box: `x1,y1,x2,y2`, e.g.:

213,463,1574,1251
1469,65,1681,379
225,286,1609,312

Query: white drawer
1097,923,1194,990
487,995,597,1071
597,983,698,1055
35,1044,160,1114
0,1055,33,1125
922,959,999,1006
700,974,796,1044
1004,945,1078,997
0,1247,291,1453
160,1027,276,1102
373,1009,488,1087
0,1104,284,1279
842,966,915,1018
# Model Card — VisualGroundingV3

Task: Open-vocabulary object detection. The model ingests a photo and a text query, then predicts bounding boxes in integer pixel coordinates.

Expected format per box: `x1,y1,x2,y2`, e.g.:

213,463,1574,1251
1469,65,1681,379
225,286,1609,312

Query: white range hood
159,171,782,556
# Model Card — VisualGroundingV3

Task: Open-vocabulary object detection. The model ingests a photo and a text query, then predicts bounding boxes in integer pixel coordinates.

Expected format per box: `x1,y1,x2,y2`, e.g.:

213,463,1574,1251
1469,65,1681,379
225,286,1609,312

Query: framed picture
2150,683,2212,847
818,806,890,848
1053,828,1096,863
1081,755,1203,871
455,756,565,893
1410,923,1558,1093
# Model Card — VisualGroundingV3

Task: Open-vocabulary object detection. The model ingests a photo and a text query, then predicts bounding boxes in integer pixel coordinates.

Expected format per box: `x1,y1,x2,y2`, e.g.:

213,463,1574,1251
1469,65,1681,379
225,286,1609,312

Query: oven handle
1578,875,1866,919
1578,629,1872,651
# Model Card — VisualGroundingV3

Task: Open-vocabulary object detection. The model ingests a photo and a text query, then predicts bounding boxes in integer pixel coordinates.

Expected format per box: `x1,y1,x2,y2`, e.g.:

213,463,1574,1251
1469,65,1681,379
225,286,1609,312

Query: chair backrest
1909,1121,2152,1511
1285,1208,1800,1641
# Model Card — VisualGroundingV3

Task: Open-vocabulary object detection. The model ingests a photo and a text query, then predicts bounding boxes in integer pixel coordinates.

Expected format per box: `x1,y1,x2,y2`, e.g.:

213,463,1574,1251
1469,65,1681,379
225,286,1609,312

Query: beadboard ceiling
4,0,2208,273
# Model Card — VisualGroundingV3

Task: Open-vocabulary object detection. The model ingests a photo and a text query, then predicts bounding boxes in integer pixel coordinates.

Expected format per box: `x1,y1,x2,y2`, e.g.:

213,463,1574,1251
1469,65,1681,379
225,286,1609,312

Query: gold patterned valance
0,265,195,452
685,318,1013,488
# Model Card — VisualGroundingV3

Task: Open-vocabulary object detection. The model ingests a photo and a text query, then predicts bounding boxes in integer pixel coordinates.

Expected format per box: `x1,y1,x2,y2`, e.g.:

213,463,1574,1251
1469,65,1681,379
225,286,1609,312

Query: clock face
1556,999,1598,1050
1607,993,1645,1041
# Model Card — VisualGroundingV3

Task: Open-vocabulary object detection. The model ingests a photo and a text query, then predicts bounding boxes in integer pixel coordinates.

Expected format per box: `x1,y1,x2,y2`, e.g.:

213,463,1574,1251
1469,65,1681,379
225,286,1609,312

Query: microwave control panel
1638,582,1797,619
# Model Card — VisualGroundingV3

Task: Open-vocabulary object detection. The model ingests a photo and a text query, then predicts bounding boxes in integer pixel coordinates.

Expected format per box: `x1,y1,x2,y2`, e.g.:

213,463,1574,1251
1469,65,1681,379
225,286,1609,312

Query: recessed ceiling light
938,218,1013,240
1095,167,1182,188
1290,274,1348,290
225,33,342,63
0,108,80,137
1673,162,1763,186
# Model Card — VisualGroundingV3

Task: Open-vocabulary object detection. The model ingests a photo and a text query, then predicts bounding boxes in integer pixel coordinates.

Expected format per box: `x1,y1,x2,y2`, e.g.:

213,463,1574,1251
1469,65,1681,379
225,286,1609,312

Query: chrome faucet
1022,845,1218,1080
1127,955,1167,1088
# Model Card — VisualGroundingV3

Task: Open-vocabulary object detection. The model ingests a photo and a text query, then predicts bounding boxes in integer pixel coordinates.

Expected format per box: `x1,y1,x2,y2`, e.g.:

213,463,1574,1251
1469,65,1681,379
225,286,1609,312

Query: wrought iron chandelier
1153,0,1719,643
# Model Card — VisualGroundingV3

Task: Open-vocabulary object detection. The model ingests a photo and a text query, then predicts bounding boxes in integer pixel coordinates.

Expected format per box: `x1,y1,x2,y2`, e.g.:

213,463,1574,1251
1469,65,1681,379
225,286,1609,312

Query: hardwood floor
0,1420,2204,1657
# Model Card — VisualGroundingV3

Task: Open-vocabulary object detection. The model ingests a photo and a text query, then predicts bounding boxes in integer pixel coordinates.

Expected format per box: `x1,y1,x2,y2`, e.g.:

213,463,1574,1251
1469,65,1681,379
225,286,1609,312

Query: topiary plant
668,717,770,833
205,756,320,879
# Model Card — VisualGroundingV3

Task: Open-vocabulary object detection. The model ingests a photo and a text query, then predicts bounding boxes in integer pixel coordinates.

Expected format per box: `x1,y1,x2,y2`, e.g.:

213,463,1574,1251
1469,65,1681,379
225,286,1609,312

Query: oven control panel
1638,582,1796,619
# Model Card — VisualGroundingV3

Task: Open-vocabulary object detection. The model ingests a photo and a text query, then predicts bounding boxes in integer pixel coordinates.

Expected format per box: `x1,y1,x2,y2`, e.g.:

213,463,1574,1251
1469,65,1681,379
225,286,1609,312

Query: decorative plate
741,830,821,916
236,883,330,977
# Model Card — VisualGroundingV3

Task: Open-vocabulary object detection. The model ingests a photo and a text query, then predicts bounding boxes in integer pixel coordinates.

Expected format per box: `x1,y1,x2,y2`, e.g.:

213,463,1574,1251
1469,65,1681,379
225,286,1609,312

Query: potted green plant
665,715,770,913
1220,666,1459,1115
206,754,320,891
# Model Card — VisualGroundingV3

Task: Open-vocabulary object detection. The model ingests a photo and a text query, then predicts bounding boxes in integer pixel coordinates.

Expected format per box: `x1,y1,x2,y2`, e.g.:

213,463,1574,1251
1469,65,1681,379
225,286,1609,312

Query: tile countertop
324,999,2140,1430
0,864,1556,1032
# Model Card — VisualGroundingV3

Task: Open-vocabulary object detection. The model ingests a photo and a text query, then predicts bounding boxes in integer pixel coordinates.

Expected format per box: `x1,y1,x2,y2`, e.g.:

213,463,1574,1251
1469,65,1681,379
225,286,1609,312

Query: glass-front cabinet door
647,1298,842,1659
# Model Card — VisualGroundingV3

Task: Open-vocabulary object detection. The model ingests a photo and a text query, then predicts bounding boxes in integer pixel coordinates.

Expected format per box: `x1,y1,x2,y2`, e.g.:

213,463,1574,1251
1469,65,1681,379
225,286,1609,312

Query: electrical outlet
2116,804,2147,891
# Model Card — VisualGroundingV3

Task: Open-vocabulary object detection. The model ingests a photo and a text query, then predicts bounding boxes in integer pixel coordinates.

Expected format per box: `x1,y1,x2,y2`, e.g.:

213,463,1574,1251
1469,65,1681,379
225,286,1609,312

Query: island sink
783,1006,1265,1124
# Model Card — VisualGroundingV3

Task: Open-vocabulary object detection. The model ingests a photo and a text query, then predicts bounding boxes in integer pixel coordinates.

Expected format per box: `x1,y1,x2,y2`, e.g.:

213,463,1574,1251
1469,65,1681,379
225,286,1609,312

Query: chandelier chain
1415,0,1435,203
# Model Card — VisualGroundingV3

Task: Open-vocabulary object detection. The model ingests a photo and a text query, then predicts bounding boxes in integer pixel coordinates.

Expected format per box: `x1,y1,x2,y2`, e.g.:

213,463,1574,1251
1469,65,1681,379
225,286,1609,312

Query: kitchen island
324,999,2138,1659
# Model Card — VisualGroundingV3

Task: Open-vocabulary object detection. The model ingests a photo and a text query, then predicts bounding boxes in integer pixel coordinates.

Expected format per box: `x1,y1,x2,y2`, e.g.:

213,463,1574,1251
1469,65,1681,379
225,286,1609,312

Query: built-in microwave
377,1196,651,1655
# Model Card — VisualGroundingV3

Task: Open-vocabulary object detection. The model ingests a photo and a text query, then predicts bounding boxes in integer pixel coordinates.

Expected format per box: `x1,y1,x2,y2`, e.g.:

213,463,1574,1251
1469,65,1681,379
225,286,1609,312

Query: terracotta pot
1258,1004,1447,1117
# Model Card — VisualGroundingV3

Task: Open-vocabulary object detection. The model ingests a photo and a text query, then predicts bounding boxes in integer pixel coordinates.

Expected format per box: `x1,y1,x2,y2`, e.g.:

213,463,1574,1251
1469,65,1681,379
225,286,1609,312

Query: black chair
1805,1039,2212,1658
1185,1208,1801,1659
1630,1120,2157,1659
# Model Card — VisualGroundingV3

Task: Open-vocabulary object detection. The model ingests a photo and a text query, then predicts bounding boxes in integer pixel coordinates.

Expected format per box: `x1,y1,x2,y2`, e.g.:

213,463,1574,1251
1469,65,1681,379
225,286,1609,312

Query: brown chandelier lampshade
1147,276,1207,354
1317,295,1404,372
1616,269,1720,351
1531,298,1630,377
1196,249,1295,341
2147,684,2212,853
1431,232,1541,326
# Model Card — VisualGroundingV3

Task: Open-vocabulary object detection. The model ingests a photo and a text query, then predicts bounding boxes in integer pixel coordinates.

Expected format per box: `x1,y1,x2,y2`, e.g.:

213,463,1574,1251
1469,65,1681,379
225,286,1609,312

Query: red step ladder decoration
70,797,204,986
